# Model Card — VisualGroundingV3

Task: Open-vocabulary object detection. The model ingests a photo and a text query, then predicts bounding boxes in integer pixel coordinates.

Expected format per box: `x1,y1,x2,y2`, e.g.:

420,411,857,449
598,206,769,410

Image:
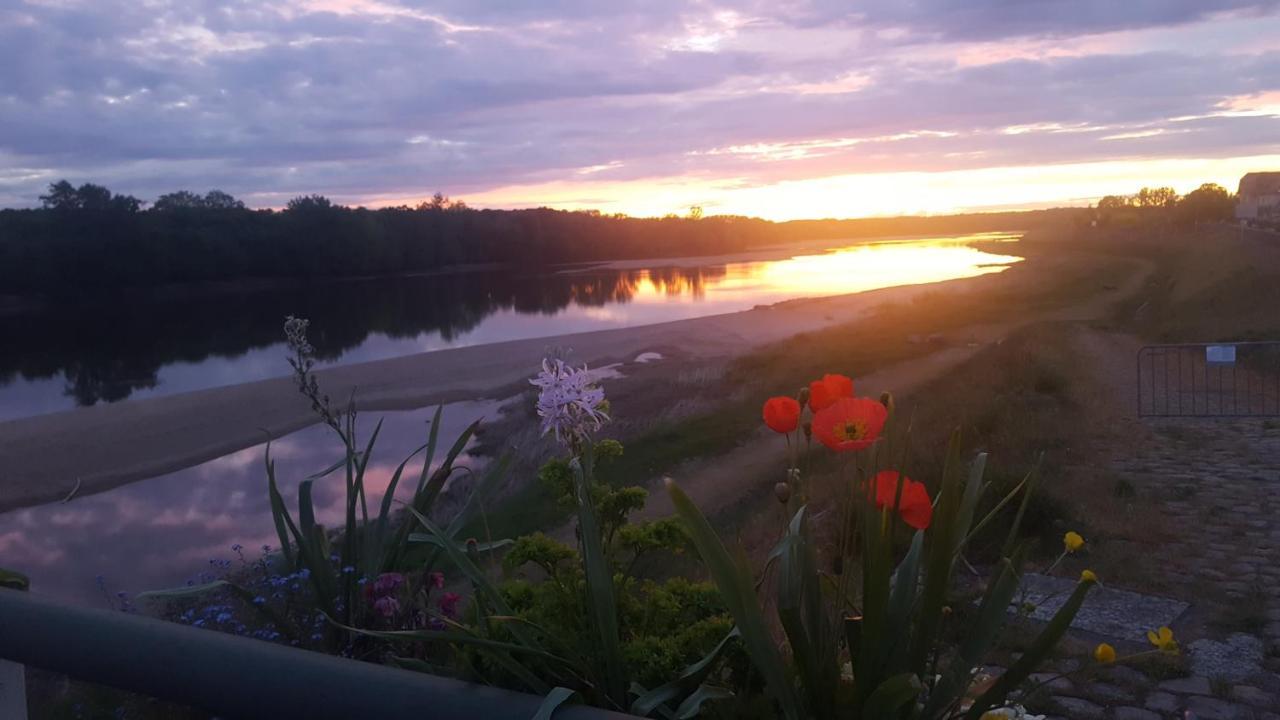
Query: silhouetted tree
0,179,1085,298
1176,183,1235,225
1135,186,1179,209
203,190,245,210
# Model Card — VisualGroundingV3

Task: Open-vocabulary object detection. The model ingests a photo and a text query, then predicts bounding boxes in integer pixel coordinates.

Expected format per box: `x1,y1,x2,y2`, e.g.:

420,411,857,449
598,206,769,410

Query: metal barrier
0,589,636,719
1137,342,1280,417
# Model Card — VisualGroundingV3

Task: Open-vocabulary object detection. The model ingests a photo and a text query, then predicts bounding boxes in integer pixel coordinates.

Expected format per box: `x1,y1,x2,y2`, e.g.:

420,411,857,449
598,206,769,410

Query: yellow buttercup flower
1064,531,1085,553
1080,569,1098,583
1093,643,1116,664
1147,626,1179,654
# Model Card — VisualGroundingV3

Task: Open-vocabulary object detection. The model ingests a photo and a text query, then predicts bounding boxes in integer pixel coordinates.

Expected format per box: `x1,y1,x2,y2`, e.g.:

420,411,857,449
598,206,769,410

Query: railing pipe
0,589,635,719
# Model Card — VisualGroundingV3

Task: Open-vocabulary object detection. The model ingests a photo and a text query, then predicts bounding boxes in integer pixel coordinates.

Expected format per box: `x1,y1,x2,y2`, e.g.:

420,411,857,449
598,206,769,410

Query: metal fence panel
0,589,637,719
1137,342,1280,417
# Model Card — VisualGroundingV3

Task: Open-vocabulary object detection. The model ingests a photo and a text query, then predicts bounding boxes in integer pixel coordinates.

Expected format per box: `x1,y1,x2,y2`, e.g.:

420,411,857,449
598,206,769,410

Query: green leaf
674,686,735,719
572,445,628,707
774,506,837,719
403,505,544,653
884,530,924,671
1000,457,1043,559
533,687,579,720
630,627,741,717
409,535,513,553
909,431,966,672
330,617,558,694
0,567,30,591
666,478,802,720
952,452,989,550
923,555,1023,717
264,447,296,568
417,405,445,496
966,577,1096,719
862,673,923,718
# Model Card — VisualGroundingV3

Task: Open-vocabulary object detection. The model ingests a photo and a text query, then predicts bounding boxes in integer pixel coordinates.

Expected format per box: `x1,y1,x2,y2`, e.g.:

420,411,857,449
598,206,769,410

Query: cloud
0,0,1277,212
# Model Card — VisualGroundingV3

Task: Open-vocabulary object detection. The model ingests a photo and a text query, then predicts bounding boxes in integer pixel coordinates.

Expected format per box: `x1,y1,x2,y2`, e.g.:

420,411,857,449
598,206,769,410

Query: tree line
1094,183,1236,227
1,181,1084,298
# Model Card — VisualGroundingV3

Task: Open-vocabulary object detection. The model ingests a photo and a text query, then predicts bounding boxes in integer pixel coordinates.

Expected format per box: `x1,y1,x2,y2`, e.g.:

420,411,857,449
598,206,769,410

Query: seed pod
797,386,810,408
774,481,792,504
879,391,895,415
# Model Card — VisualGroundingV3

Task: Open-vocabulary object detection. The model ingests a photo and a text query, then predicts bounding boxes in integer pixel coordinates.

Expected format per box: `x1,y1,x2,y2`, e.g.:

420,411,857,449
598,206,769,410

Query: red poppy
762,396,802,433
867,470,933,530
811,397,886,452
808,373,854,411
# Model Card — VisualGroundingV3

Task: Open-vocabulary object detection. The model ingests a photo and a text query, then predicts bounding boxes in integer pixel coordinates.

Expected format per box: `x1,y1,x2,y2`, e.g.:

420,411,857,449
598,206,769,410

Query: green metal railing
0,589,635,719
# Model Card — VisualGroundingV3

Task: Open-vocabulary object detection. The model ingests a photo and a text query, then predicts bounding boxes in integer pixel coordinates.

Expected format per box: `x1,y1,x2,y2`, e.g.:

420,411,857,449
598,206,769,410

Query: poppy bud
774,481,791,504
797,387,810,408
879,391,895,415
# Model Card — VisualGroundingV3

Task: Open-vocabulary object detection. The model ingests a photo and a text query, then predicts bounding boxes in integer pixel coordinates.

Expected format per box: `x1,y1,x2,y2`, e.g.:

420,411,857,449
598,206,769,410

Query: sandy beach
0,273,1015,513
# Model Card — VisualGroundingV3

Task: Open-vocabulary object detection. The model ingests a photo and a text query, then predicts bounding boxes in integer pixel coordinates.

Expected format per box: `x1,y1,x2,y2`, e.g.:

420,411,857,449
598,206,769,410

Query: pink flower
373,595,400,618
372,572,405,597
439,592,462,618
428,571,445,589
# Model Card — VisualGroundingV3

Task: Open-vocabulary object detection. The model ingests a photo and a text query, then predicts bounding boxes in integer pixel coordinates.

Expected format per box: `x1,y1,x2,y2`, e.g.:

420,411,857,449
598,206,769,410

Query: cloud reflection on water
0,401,497,606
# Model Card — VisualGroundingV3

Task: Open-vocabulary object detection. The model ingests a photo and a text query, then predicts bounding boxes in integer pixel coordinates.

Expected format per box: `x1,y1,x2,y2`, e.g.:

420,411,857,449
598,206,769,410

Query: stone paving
1029,417,1280,719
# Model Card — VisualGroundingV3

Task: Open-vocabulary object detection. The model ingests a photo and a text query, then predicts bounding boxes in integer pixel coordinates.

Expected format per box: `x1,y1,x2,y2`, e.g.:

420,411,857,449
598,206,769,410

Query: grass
480,246,1134,543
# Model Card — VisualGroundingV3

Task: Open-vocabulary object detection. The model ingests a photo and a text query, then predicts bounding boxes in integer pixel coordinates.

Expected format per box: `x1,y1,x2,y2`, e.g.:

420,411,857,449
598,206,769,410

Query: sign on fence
1206,345,1237,365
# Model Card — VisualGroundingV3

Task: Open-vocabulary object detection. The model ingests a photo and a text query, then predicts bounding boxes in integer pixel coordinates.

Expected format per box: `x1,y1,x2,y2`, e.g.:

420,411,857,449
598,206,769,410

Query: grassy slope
479,233,1134,540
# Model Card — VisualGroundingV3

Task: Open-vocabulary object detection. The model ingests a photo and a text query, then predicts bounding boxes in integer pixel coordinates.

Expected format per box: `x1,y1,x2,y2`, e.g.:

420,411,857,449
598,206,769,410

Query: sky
1,0,1279,220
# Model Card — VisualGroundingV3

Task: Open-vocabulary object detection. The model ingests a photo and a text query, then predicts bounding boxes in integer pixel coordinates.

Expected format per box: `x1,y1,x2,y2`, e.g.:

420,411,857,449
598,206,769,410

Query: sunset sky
2,1,1279,219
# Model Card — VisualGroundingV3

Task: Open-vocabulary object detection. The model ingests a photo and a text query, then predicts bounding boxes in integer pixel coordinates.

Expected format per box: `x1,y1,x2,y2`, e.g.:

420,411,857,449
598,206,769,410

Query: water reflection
0,233,1021,420
0,401,496,605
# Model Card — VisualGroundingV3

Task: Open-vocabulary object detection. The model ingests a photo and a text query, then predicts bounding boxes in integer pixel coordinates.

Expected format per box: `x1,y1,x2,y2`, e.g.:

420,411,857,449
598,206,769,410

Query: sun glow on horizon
444,154,1280,221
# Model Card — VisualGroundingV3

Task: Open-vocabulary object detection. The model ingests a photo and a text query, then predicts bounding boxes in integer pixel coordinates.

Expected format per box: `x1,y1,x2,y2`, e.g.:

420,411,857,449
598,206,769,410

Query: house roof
1238,172,1280,197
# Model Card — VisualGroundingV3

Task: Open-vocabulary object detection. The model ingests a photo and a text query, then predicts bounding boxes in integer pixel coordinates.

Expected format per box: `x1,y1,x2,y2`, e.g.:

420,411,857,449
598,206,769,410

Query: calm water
0,401,497,605
0,232,1022,421
0,232,1022,604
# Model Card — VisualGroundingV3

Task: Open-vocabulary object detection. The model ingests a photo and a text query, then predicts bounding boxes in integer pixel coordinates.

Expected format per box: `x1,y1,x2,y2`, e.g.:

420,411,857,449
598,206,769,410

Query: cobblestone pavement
1032,416,1280,719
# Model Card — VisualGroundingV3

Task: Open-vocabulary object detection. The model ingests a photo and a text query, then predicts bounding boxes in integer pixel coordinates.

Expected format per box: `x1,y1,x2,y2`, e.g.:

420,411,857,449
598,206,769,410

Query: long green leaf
631,627,741,717
573,444,628,707
534,687,579,720
775,506,837,720
863,673,924,718
403,505,545,653
923,555,1023,717
0,568,30,591
417,405,446,495
667,478,802,720
370,441,427,575
674,686,734,719
909,431,965,672
264,448,296,568
408,535,513,553
952,452,989,550
1000,457,1043,559
330,617,557,694
884,530,924,672
965,578,1095,719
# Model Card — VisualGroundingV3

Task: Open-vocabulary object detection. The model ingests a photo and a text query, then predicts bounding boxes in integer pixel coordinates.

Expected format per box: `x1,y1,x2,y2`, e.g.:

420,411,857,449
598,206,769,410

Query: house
1236,172,1280,224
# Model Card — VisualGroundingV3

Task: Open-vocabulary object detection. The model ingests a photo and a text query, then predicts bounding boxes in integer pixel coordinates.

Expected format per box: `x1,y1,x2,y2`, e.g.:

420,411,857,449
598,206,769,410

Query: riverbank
0,266,1031,513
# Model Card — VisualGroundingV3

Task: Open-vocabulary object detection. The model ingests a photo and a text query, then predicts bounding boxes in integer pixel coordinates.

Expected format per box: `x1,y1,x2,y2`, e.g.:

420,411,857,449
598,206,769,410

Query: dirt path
630,256,1155,524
